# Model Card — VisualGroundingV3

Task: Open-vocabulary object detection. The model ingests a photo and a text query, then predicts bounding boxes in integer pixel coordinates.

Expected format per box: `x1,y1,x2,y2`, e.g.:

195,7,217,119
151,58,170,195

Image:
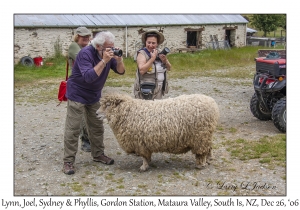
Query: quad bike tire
272,97,286,133
20,56,34,66
250,93,272,121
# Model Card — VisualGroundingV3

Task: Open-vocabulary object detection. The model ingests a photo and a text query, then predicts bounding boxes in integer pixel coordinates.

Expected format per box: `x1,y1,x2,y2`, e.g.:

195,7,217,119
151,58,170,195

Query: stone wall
14,24,247,64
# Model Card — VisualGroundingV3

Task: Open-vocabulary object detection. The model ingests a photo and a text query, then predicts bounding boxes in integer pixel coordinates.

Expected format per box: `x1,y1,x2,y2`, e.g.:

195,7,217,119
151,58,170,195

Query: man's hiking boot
93,154,114,165
63,162,75,175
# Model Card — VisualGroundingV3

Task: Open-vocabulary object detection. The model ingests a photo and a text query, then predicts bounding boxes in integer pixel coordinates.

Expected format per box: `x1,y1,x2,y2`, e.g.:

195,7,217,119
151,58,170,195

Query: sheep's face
96,108,106,120
97,100,111,120
100,95,125,110
98,94,130,121
99,99,113,113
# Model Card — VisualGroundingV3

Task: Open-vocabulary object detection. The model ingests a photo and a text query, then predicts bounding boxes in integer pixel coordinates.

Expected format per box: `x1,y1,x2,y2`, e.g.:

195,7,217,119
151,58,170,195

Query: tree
250,14,286,37
278,14,286,30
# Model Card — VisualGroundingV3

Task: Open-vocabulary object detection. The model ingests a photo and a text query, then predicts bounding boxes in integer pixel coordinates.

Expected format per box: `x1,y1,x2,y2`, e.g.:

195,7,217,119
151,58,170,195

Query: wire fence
206,40,231,50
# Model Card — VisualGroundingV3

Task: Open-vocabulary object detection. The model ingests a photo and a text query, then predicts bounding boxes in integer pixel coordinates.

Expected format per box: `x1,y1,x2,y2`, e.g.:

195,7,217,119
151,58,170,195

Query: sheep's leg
195,153,208,170
138,153,152,172
206,148,214,165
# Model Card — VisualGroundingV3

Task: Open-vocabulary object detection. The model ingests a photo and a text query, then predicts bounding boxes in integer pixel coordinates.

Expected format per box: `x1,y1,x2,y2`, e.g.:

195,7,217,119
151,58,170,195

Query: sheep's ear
114,98,125,106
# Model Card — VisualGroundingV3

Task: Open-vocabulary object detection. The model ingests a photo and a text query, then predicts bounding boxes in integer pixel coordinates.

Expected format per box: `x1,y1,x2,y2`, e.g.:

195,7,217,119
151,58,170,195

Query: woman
134,29,171,100
68,27,92,64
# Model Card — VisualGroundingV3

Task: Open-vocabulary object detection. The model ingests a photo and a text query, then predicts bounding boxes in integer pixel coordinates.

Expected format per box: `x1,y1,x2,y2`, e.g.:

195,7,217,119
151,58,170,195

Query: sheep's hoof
195,164,207,170
207,159,213,165
208,156,214,161
138,165,148,172
207,156,214,165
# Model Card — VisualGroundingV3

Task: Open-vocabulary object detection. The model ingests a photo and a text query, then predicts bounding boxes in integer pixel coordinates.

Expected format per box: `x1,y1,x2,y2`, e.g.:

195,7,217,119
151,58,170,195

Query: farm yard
14,70,286,196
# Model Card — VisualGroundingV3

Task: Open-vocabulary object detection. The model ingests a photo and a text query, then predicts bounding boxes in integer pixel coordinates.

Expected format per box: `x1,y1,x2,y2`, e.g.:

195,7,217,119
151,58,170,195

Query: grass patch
157,174,164,183
137,184,147,189
14,46,284,89
229,127,237,133
116,178,124,184
172,171,186,180
69,182,83,192
105,173,115,180
224,134,286,167
85,171,92,175
116,185,125,189
106,188,115,193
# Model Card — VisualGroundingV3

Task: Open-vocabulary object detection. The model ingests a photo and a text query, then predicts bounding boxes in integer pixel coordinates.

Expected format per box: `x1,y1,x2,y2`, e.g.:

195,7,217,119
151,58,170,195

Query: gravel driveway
14,72,286,196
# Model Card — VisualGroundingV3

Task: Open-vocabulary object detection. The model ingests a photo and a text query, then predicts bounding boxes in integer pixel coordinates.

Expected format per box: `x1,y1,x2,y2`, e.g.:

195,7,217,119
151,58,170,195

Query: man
68,26,92,152
63,31,125,175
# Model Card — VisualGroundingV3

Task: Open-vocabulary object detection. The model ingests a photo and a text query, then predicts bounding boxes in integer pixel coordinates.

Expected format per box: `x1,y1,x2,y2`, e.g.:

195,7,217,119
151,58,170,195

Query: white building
14,14,248,63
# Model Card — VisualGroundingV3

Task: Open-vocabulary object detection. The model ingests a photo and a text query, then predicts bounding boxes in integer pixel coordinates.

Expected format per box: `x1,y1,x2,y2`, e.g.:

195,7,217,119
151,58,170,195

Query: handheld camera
111,47,123,57
156,47,170,60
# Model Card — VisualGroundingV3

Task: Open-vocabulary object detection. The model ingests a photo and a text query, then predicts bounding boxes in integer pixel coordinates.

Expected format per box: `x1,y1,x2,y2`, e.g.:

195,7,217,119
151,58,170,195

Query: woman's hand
150,49,158,61
158,54,167,64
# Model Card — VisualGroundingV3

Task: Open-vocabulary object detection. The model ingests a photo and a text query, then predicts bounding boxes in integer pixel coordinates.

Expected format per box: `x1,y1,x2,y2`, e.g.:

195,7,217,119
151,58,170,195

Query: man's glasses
79,35,90,39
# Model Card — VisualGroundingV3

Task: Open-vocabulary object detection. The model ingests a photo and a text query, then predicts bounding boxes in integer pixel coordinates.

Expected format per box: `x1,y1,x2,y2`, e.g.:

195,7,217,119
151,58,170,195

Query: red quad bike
250,50,286,133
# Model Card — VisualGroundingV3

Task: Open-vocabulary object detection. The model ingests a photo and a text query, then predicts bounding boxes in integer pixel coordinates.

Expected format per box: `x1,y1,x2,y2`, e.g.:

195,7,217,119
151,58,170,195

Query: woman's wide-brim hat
141,29,165,45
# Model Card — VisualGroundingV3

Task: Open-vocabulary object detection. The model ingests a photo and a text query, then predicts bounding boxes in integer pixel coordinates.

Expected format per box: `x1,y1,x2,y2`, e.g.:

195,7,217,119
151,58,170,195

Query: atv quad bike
250,49,286,132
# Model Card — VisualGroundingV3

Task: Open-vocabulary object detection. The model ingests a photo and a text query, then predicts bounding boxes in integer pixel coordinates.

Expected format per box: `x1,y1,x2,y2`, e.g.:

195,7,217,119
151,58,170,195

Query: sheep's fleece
97,93,219,172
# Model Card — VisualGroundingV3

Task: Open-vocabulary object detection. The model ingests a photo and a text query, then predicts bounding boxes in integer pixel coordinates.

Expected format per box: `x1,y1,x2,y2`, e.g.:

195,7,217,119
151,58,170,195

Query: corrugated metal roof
14,14,248,27
247,27,257,33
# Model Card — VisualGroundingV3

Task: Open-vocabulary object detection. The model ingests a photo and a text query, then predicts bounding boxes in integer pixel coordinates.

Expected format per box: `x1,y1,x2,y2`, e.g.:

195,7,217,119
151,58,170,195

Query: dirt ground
14,73,286,196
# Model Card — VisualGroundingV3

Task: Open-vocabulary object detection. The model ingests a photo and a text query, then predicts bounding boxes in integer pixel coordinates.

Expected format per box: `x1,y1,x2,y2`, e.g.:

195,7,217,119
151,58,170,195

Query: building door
225,30,232,47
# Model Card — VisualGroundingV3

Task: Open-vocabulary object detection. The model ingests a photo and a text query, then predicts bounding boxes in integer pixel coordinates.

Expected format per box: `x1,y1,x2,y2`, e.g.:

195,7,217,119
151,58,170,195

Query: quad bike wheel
250,93,272,120
272,97,286,133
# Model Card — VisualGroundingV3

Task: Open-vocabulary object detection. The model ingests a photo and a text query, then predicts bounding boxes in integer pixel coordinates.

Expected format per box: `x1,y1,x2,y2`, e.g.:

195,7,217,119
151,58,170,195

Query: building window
184,28,204,49
187,31,197,47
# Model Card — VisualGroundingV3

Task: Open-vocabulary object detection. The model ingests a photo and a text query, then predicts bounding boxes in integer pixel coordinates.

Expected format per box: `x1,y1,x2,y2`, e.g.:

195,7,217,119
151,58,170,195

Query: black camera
111,47,123,57
156,47,170,60
159,47,170,56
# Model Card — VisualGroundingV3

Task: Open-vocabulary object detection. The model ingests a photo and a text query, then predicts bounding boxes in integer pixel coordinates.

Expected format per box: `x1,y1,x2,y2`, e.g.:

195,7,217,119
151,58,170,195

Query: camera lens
161,47,170,55
113,49,123,57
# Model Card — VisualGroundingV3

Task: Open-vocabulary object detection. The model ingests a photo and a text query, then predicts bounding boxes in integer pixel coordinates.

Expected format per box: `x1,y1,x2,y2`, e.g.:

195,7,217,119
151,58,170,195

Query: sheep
97,93,219,172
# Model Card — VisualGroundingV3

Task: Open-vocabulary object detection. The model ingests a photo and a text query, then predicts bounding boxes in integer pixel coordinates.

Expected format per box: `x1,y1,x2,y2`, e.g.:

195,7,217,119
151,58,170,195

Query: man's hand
102,48,114,63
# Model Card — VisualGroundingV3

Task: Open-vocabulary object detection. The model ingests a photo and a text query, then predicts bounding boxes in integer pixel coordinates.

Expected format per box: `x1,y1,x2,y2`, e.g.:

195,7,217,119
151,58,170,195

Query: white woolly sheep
97,93,219,172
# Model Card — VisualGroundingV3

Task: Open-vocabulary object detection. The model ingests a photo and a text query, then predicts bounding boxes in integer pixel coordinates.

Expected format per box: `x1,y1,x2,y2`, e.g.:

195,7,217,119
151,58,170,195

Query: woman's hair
73,34,80,42
146,33,160,44
91,31,115,48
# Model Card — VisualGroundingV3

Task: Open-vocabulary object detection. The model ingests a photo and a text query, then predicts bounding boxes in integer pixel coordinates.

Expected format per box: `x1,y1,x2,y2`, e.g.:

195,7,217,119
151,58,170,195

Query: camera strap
142,47,151,58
